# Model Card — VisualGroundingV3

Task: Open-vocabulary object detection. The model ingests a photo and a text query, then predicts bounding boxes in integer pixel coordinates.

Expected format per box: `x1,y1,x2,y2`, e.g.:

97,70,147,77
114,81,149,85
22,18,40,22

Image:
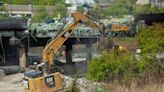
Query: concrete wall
4,4,56,15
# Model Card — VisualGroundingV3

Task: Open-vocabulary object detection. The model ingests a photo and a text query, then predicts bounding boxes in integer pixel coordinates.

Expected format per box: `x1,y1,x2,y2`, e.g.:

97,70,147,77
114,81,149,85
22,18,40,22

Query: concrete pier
19,47,27,68
0,69,5,81
86,42,92,61
66,44,73,64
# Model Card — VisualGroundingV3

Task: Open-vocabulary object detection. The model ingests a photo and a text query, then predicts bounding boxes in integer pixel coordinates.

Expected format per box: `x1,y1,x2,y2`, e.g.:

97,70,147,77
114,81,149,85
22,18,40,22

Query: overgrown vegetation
92,0,162,17
31,4,66,22
137,23,164,53
87,23,164,85
2,0,67,22
0,14,9,20
2,0,65,6
87,52,154,84
0,4,8,20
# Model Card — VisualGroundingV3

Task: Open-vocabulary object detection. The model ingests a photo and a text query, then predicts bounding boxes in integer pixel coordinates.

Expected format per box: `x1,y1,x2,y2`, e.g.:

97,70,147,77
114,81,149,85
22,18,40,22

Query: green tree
132,4,158,14
2,0,65,5
87,52,153,84
55,4,67,17
107,0,136,15
32,12,47,22
77,6,84,13
92,0,136,16
94,0,160,15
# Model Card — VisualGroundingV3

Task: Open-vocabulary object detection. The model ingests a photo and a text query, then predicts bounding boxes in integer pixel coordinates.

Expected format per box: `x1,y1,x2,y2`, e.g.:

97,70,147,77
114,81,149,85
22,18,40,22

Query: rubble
62,75,104,92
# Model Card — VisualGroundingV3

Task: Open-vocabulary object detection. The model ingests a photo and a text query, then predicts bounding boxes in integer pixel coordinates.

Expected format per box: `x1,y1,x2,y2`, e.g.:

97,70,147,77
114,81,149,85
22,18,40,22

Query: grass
103,82,163,92
113,37,137,43
113,37,138,52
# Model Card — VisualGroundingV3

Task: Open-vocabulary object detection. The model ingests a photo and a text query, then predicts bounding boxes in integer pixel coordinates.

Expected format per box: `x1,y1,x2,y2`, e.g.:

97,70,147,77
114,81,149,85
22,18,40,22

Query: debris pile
63,75,105,92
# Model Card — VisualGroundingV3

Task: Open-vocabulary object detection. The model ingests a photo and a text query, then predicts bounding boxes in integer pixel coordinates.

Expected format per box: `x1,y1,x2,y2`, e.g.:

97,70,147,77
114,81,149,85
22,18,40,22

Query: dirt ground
0,73,164,92
0,73,24,92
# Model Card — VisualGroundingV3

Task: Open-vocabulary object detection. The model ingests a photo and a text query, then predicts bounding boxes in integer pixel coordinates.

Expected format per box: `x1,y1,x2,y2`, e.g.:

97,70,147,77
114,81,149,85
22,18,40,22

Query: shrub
87,52,141,83
137,23,164,53
87,51,162,84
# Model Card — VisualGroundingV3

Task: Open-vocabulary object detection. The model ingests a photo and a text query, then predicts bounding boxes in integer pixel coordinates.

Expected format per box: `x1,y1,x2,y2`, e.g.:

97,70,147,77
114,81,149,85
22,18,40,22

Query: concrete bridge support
66,43,73,64
86,42,92,61
19,47,27,68
65,38,95,64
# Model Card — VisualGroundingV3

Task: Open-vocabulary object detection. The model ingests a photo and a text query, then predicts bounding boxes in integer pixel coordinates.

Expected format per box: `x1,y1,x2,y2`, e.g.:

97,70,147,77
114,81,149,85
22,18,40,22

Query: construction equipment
111,24,129,32
22,12,108,92
108,23,129,37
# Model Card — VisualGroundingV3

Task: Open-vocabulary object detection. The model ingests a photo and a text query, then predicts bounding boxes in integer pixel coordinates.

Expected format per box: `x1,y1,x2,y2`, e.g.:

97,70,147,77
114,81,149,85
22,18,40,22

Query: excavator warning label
45,76,55,88
22,79,29,90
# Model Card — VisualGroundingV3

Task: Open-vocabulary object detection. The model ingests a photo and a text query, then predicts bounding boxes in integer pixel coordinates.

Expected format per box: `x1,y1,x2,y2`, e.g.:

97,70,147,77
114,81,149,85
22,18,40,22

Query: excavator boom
42,12,106,70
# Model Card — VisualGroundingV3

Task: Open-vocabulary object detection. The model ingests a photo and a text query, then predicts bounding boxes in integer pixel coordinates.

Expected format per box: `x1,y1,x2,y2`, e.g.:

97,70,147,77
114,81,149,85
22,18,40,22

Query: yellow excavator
22,11,108,92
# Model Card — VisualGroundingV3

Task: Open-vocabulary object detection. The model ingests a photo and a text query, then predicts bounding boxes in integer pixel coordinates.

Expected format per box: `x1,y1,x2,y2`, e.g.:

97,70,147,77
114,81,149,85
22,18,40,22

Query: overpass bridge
1,13,164,67
0,19,102,67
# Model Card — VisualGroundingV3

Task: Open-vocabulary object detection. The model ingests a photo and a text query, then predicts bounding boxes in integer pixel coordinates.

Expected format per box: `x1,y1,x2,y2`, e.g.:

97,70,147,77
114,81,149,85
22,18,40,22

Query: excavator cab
23,61,64,92
23,72,64,92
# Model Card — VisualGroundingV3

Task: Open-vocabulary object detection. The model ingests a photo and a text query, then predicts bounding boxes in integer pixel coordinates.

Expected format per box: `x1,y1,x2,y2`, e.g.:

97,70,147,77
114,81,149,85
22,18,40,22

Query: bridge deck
0,18,28,30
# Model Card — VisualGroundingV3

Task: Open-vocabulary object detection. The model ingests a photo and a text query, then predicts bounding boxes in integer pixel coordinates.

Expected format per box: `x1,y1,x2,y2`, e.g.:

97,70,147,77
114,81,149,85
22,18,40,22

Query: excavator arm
23,12,110,92
42,12,106,72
